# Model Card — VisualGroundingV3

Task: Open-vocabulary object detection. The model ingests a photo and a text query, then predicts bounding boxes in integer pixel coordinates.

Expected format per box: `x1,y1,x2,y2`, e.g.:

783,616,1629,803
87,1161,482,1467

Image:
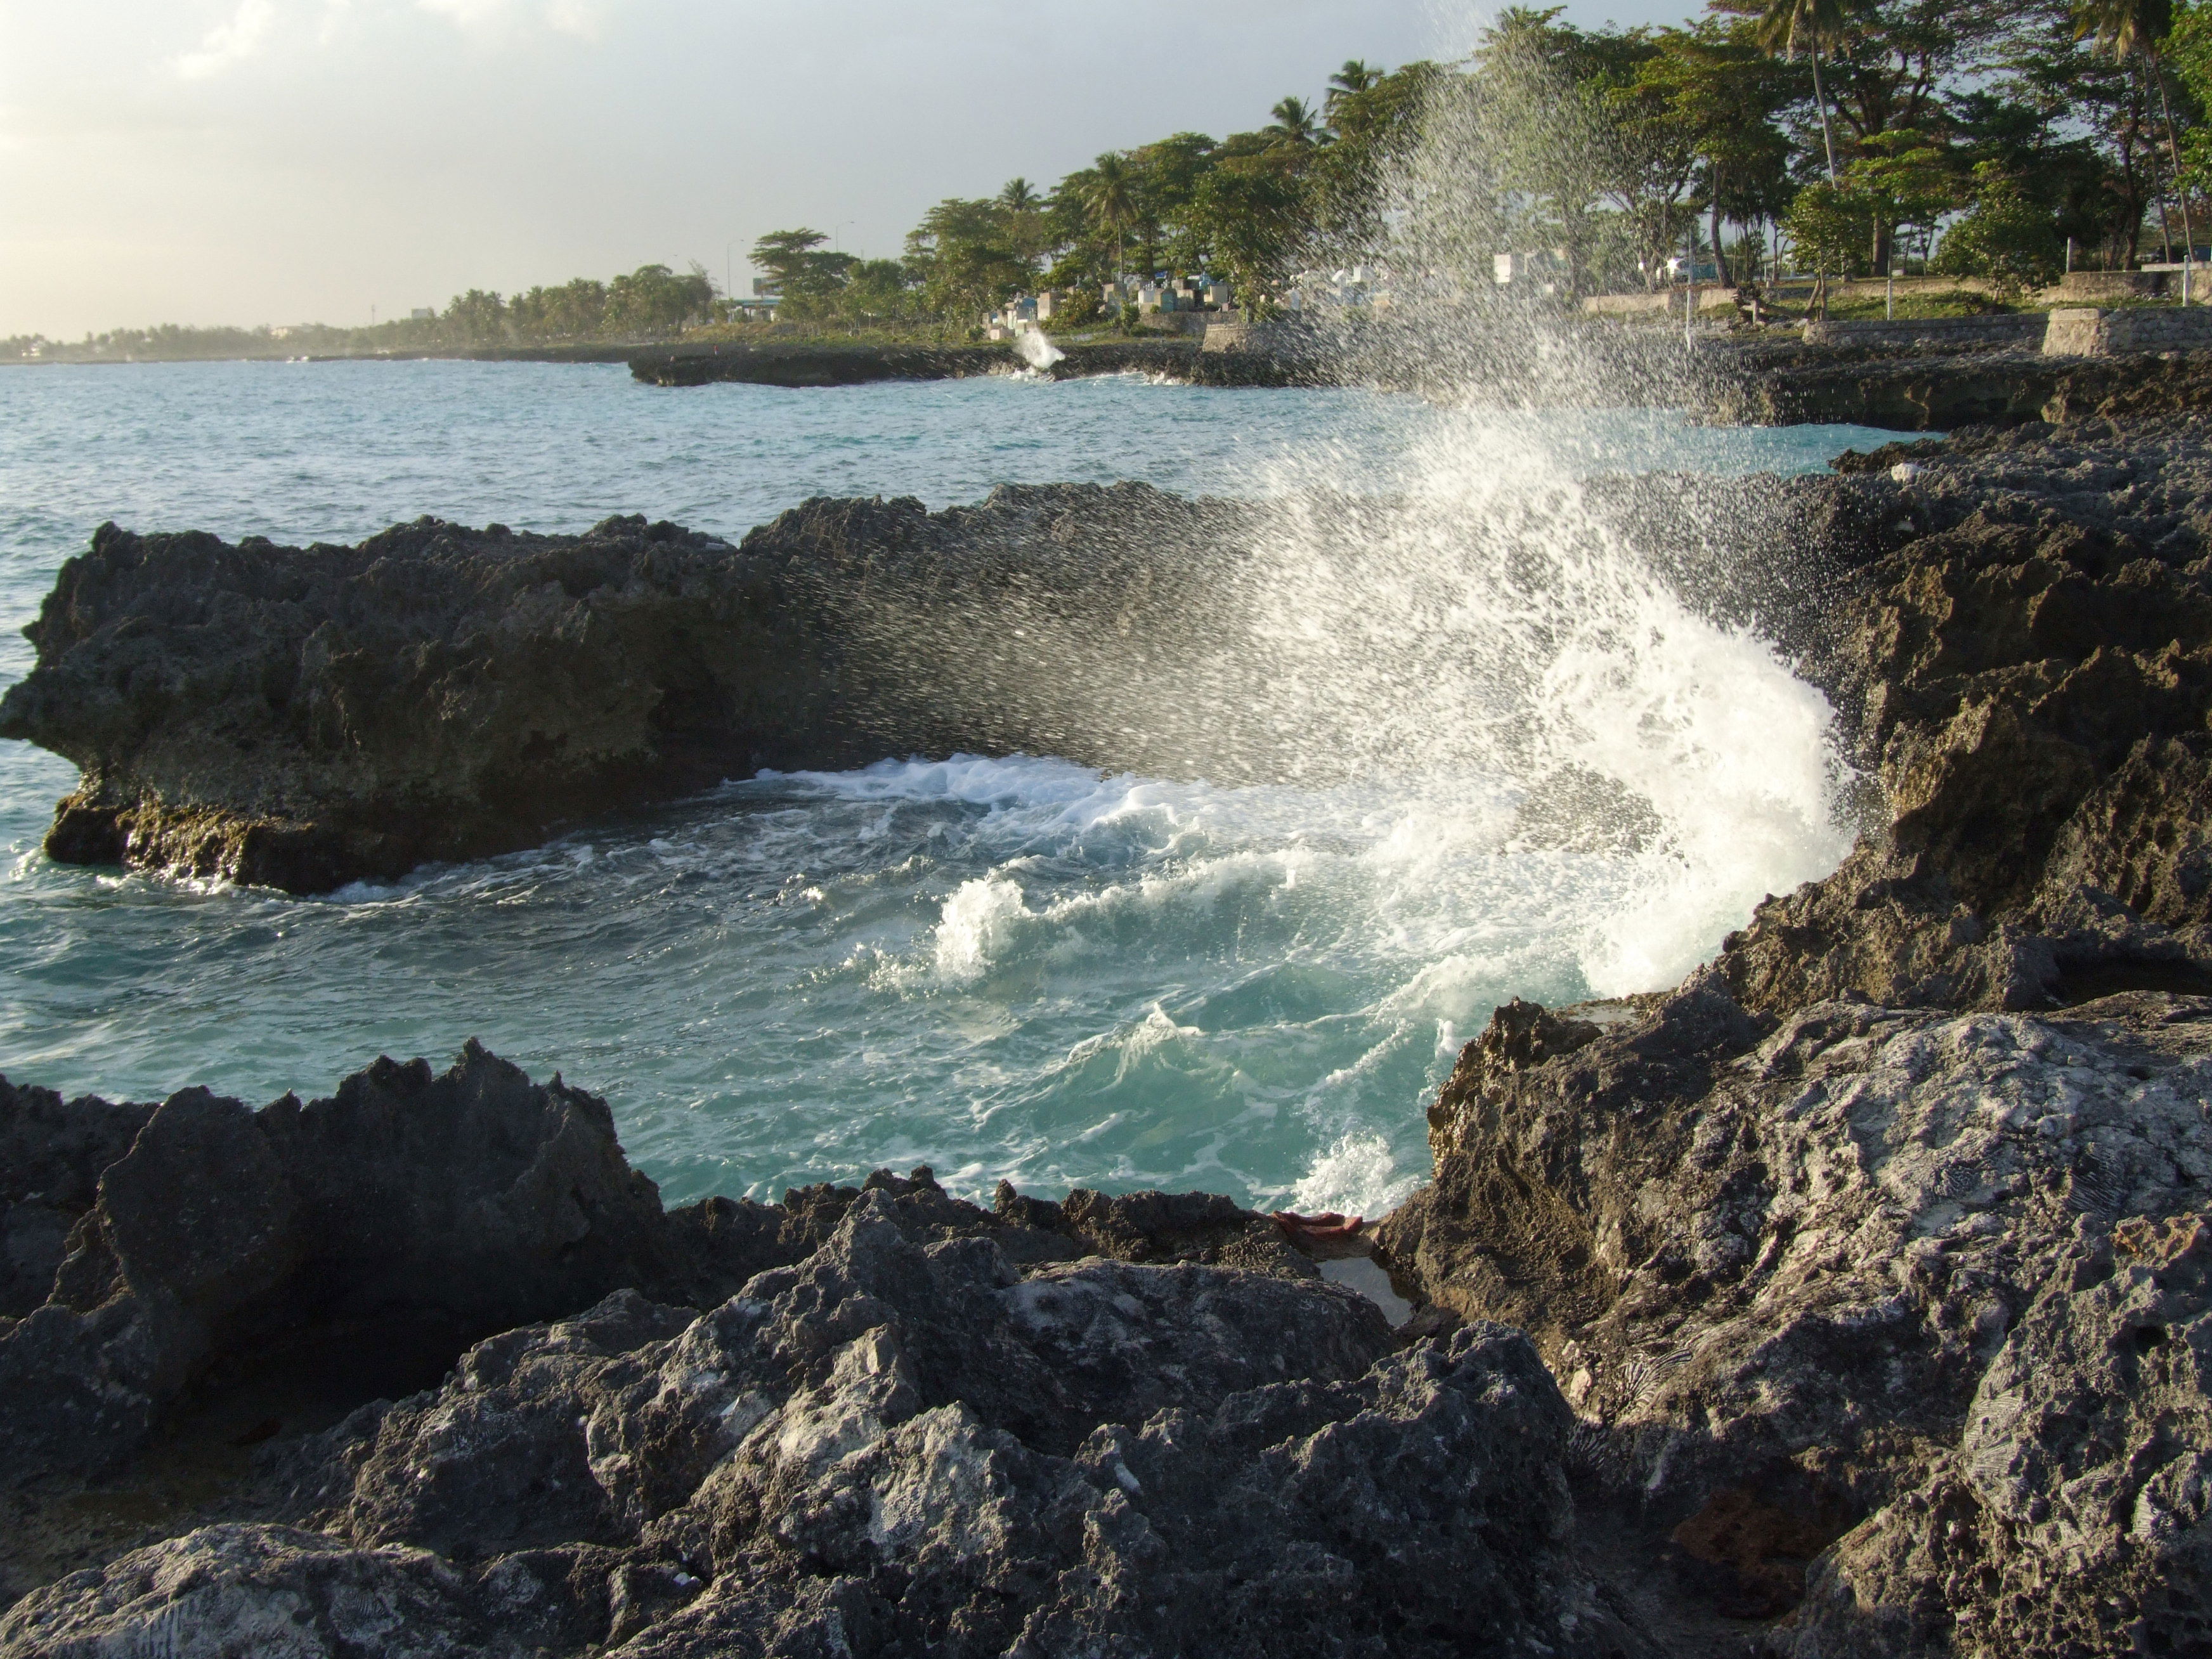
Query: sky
1,0,1697,337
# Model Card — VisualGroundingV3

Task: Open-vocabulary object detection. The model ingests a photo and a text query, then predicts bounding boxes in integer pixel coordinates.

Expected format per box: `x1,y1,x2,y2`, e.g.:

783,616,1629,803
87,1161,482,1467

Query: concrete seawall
2042,304,2212,353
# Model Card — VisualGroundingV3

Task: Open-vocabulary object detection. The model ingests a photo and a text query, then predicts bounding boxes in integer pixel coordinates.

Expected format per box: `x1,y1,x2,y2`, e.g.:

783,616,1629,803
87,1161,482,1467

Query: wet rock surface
1721,415,2212,1014
1364,410,2212,1656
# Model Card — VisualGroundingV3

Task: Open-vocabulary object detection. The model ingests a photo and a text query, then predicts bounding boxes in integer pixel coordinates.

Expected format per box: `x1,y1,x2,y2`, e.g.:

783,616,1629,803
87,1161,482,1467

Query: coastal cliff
1,410,2210,1654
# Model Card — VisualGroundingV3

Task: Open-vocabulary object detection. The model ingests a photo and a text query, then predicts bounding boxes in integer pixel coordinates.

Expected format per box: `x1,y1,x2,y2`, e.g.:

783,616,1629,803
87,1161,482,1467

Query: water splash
1013,323,1065,372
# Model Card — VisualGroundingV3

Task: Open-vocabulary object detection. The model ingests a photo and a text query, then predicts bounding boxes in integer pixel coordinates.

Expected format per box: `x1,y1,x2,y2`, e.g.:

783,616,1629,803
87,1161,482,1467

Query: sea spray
0,384,1884,1221
1013,323,1066,372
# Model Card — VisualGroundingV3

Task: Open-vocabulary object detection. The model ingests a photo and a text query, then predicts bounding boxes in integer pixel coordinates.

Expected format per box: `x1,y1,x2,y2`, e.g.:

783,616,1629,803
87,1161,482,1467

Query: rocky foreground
3,399,2212,1654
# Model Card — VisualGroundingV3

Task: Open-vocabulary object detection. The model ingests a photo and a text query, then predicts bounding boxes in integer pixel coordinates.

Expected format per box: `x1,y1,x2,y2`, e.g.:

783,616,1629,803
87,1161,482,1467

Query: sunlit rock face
0,1181,1639,1659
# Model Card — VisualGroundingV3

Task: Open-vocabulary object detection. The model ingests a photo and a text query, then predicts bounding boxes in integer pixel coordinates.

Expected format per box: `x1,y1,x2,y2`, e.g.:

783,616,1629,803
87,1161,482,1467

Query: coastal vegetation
15,0,2212,361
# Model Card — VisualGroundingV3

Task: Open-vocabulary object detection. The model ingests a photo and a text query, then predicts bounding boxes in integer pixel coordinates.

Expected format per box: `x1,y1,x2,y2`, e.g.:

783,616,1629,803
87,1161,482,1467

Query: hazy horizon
3,0,1698,339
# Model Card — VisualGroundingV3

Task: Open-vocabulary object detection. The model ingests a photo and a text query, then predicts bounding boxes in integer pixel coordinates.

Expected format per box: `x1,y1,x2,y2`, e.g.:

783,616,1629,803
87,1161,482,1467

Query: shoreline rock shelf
3,412,2212,1652
0,487,1261,892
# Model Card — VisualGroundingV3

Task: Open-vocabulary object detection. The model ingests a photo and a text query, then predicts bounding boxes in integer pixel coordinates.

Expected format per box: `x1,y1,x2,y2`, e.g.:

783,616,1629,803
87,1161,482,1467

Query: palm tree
998,178,1040,212
1081,153,1138,290
1325,60,1379,118
1753,0,1849,184
2074,0,2194,278
1268,96,1322,146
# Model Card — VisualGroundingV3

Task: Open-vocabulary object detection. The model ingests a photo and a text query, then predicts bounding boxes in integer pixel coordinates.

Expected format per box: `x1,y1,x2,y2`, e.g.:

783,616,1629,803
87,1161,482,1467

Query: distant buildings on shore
983,275,1234,339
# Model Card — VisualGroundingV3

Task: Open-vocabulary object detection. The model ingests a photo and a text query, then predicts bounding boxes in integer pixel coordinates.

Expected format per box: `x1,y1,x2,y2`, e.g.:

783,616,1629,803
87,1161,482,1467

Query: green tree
904,198,1031,315
1131,133,1221,275
750,230,857,309
1784,177,1866,306
1467,8,1618,294
604,264,716,335
1189,159,1307,313
1845,127,1960,268
839,259,920,322
1934,160,2068,285
442,288,507,344
1988,0,2168,266
1268,95,1324,145
1619,23,1796,288
1079,152,1141,288
1749,0,1852,179
1325,60,1381,116
2075,0,2194,262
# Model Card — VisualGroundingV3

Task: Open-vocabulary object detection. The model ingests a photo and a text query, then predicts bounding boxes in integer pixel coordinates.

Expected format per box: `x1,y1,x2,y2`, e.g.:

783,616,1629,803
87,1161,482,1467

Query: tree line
13,0,2211,360
5,264,719,361
748,0,2212,327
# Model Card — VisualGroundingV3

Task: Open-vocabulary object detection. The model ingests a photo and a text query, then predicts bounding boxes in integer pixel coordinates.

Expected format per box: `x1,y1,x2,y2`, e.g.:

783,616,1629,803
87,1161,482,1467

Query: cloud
413,0,610,39
543,0,607,39
175,0,279,79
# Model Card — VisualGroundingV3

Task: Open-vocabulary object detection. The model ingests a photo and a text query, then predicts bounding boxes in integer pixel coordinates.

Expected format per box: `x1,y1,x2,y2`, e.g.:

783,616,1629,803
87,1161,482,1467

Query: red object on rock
1271,1209,1365,1244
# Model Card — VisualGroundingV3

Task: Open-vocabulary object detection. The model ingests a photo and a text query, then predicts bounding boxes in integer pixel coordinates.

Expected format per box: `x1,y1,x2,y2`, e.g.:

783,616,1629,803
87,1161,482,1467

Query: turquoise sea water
0,360,1909,1213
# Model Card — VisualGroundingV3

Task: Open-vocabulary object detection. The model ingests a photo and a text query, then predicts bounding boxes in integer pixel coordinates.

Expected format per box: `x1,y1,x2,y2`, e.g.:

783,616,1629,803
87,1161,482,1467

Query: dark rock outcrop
1700,338,2212,430
0,471,1889,896
0,1043,729,1485
627,337,1313,389
0,1059,1639,1659
1716,417,2212,1015
0,1046,1323,1499
0,1081,153,1320
1370,410,2212,1653
0,488,1255,892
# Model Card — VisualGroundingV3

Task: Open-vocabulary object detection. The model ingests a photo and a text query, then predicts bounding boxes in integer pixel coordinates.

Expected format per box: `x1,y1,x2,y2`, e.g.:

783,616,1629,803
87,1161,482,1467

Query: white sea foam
932,875,1029,982
1286,1131,1419,1220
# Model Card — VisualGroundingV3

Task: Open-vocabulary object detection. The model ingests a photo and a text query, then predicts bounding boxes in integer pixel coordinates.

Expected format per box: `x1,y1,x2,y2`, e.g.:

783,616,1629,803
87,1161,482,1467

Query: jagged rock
0,1033,1324,1501
0,490,1244,892
0,1081,153,1320
0,1524,526,1659
1720,415,2212,1015
1380,982,2212,1646
1785,1209,2212,1656
0,1044,770,1483
3,1192,1628,1658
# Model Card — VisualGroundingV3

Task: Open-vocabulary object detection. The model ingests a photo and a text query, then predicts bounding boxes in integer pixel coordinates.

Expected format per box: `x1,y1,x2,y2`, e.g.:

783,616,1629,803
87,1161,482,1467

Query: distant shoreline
0,343,641,368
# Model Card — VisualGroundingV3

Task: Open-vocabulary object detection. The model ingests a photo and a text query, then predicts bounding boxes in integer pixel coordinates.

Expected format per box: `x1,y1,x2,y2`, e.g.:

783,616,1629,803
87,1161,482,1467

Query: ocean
0,359,1908,1215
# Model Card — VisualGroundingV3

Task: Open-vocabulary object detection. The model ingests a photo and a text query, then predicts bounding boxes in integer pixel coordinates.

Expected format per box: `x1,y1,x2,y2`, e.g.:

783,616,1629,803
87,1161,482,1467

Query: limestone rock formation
0,1043,721,1484
1380,978,2211,1652
0,488,1242,892
1720,415,2212,1015
0,1173,1632,1659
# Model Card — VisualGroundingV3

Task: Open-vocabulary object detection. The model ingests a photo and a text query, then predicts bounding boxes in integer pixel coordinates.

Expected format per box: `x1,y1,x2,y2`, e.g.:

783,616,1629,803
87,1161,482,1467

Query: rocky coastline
3,405,2211,1653
625,337,1321,389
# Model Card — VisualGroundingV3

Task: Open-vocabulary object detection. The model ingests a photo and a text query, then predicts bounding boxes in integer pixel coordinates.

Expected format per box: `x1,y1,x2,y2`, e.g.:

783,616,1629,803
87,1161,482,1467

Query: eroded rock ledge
0,486,1254,892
